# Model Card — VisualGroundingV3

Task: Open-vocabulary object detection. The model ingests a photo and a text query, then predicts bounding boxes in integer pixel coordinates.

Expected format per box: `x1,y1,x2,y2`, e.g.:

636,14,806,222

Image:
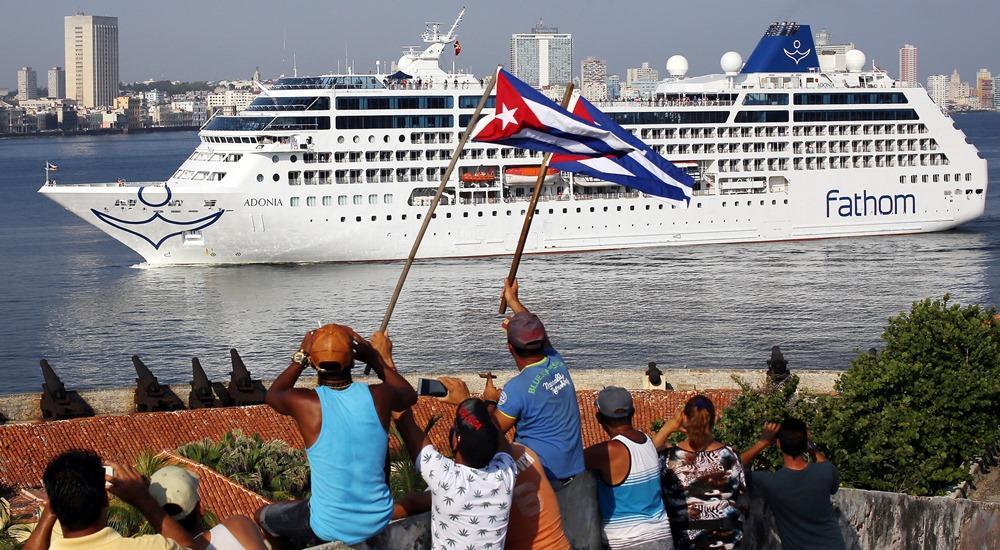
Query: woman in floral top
653,395,746,549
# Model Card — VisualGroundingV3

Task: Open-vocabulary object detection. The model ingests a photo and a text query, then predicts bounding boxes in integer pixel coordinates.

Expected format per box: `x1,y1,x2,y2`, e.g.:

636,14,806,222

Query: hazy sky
3,0,998,89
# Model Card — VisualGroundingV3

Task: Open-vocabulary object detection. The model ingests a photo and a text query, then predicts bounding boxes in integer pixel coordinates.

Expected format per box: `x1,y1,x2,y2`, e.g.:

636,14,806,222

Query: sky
2,0,998,89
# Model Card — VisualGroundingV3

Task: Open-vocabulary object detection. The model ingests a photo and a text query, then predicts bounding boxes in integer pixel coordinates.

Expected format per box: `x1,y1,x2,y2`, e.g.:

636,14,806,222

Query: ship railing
43,181,166,188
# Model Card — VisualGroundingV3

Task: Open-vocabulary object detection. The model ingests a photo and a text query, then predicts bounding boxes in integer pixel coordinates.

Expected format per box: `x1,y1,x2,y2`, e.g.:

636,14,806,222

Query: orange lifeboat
460,169,496,183
505,166,562,184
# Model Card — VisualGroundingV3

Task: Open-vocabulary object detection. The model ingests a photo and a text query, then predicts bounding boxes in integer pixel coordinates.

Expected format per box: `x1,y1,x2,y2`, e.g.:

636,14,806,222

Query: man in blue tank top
256,324,417,549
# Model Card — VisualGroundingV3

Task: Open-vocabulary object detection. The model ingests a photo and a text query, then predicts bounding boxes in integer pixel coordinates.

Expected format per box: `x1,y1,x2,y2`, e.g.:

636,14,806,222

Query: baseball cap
149,466,200,520
309,324,354,369
453,399,499,469
505,312,547,351
596,386,634,419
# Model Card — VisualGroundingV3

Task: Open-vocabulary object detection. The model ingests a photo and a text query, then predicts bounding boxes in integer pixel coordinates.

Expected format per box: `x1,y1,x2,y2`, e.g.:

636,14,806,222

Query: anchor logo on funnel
783,40,811,64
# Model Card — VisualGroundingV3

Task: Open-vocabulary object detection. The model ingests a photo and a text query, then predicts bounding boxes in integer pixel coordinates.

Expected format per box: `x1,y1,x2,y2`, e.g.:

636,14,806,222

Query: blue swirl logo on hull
92,186,224,249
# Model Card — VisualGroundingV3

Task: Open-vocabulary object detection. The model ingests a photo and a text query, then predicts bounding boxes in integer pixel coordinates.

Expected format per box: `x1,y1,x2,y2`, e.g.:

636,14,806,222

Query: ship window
899,176,905,183
793,110,918,123
336,96,453,110
383,194,393,204
322,196,332,206
272,155,279,163
290,155,297,163
911,175,918,183
256,174,263,182
933,175,939,182
192,172,207,180
353,195,362,205
272,75,385,90
609,111,728,125
335,115,454,130
735,111,789,123
463,212,469,218
743,93,789,105
338,196,347,205
459,96,496,109
368,194,378,204
290,197,300,207
944,174,950,182
306,196,316,206
247,96,330,111
794,92,908,105
921,175,928,183
966,173,972,181
357,216,362,221
272,174,280,182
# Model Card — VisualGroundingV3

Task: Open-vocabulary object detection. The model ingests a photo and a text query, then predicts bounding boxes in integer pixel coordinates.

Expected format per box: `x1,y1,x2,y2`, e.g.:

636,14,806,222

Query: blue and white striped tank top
596,434,673,549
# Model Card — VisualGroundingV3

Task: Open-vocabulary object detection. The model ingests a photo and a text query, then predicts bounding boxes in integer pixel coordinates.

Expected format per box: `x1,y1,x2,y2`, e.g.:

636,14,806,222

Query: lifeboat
505,166,562,185
460,169,496,183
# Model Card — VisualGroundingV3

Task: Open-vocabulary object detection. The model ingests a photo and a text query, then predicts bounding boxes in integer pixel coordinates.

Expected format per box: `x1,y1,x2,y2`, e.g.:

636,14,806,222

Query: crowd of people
25,279,846,550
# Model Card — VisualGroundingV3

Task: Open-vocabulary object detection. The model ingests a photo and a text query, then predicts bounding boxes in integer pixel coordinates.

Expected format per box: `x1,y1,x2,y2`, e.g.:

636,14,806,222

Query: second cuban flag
470,68,694,204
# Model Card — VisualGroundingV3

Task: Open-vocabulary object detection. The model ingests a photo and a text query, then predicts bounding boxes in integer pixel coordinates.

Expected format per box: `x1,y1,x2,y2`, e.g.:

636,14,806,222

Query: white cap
149,466,200,520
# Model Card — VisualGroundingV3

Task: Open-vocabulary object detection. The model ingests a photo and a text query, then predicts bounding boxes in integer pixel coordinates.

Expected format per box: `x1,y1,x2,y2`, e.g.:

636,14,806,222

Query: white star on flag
496,103,518,130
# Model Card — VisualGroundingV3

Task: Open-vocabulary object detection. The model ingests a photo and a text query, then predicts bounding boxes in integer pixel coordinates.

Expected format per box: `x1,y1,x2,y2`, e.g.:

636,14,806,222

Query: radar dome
666,55,689,78
720,51,743,75
845,49,866,73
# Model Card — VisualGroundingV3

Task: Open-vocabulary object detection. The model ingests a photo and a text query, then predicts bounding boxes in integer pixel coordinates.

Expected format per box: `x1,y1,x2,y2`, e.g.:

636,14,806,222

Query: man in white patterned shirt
394,377,517,550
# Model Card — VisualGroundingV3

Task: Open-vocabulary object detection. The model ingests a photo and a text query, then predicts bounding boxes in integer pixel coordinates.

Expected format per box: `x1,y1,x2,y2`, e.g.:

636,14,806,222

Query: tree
816,296,1000,495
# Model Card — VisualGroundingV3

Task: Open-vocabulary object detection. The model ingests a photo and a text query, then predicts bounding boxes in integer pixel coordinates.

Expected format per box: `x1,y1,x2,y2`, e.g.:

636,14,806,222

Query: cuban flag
470,68,637,157
551,95,695,204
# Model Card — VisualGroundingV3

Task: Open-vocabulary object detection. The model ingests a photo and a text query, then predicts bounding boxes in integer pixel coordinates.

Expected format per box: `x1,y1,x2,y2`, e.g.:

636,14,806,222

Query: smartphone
417,378,447,397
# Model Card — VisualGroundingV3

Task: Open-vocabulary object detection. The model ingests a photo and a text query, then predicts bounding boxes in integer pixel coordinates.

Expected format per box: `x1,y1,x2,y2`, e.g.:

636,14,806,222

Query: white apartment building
48,67,66,99
510,21,572,88
17,67,38,101
580,56,608,101
927,74,948,107
171,99,208,125
626,62,658,86
207,89,256,116
64,13,119,108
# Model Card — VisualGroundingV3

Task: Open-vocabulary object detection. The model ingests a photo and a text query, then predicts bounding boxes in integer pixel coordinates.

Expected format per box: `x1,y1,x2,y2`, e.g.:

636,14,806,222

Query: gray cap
596,386,634,418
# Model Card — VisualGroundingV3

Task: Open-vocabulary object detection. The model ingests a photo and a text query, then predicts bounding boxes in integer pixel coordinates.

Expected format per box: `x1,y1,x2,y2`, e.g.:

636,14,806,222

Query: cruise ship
39,14,988,265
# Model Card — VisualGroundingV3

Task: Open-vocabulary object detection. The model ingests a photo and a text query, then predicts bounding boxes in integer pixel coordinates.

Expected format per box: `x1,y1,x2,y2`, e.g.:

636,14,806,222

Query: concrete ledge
0,369,839,423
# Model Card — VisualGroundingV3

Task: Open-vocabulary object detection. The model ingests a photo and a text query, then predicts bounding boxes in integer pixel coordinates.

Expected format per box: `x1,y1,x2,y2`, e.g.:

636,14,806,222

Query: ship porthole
272,174,280,182
271,155,279,163
353,135,360,143
256,174,263,182
383,135,390,143
338,136,345,144
290,155,297,163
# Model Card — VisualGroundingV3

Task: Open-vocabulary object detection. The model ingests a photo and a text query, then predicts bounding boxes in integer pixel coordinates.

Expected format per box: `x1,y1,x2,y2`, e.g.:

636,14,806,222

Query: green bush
817,296,1000,495
717,296,1000,496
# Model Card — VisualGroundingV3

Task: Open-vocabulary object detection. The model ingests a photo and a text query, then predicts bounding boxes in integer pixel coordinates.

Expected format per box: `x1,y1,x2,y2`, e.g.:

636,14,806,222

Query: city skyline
2,0,1000,90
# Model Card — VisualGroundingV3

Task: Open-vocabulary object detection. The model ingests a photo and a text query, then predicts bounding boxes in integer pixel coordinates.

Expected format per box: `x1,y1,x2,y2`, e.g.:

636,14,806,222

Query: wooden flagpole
378,71,498,334
498,83,575,314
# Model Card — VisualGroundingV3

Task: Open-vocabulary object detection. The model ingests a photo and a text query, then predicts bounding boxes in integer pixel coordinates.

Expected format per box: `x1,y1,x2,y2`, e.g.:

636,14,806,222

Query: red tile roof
0,389,738,493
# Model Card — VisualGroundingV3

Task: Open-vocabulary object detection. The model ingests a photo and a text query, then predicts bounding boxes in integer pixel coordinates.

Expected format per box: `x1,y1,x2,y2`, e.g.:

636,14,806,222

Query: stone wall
309,487,1000,550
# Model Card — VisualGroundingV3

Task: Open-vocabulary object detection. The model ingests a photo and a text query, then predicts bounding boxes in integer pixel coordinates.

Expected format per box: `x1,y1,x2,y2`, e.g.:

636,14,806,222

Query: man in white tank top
584,387,673,550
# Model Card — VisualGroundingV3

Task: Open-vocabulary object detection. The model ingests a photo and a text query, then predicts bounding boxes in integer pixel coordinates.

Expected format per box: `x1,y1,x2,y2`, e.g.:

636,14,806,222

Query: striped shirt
596,434,673,549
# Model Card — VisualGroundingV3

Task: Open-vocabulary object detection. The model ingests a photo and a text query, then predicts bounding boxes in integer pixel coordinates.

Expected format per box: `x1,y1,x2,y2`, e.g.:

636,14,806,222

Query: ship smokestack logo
783,40,811,64
91,186,224,250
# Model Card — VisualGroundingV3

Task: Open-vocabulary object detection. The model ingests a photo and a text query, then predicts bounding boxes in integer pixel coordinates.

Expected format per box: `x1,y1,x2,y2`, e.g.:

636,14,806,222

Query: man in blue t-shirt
482,279,598,547
482,279,585,482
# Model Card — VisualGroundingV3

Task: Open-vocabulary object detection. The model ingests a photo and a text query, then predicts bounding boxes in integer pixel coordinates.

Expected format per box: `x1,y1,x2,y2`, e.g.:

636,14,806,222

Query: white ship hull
39,18,990,265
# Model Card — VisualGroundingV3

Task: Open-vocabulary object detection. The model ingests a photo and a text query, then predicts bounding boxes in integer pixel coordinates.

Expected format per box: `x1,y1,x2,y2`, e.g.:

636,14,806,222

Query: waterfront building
814,27,832,47
899,44,917,86
947,69,963,106
976,69,993,110
206,89,256,116
607,74,621,101
816,30,857,73
581,56,608,101
171,99,208,125
113,95,147,129
144,89,168,105
64,13,119,108
17,67,38,101
47,67,65,99
510,20,572,89
927,74,948,108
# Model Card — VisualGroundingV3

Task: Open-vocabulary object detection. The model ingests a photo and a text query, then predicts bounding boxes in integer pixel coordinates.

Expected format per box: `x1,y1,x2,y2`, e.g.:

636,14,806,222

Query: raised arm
503,278,528,314
22,503,56,550
365,330,418,412
652,410,685,452
740,422,781,466
265,330,317,416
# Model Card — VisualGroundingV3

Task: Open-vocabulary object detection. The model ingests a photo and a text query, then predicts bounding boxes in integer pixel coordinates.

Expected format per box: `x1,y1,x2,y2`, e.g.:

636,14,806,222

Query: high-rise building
814,27,832,47
898,44,917,86
975,68,993,110
64,13,119,108
510,20,572,89
927,74,948,107
606,74,621,101
947,68,963,105
993,75,1000,111
580,56,608,101
17,67,38,100
47,67,66,99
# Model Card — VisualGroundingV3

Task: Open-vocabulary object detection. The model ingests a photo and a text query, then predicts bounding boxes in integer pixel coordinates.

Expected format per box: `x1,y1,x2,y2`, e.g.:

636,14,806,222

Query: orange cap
308,324,354,369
